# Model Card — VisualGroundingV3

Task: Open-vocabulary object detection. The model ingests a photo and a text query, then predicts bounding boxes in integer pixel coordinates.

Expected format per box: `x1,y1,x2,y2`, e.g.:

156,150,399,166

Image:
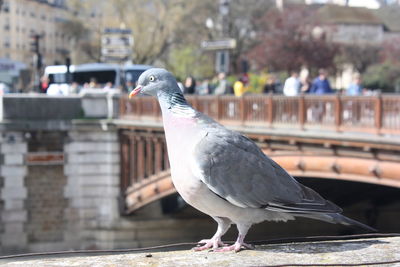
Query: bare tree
247,6,339,75
337,44,380,74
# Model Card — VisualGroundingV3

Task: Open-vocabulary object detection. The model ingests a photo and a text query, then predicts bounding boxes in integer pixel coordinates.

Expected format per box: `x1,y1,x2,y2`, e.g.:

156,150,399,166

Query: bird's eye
149,75,155,82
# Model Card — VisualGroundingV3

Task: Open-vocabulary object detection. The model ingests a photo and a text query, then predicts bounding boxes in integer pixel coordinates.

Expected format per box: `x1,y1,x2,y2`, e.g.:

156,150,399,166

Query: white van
45,63,152,91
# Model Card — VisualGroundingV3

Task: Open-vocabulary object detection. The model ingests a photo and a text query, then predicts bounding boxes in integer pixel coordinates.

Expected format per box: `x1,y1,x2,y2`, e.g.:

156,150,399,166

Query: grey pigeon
129,68,376,252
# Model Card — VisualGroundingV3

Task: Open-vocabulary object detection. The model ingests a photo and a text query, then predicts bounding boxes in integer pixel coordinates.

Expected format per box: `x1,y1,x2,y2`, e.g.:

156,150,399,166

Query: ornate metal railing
118,94,400,212
120,94,400,135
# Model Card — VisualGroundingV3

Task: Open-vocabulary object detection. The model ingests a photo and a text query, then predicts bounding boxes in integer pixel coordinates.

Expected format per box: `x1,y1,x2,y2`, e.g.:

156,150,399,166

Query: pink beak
129,85,142,98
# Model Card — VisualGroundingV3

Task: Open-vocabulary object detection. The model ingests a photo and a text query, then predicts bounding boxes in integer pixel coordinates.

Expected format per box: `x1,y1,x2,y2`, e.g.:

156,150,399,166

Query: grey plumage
130,68,376,252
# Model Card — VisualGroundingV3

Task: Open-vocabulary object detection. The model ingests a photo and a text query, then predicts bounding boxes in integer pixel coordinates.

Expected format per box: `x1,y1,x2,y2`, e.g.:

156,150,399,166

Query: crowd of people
177,68,368,97
38,68,369,97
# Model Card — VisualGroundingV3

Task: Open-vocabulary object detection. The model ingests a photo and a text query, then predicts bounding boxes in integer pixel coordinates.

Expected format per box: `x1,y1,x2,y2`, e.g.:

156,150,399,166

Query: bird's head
129,68,180,98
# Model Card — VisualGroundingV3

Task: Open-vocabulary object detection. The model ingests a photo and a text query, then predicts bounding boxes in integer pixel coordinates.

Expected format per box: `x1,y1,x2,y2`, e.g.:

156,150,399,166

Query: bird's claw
213,242,254,253
193,238,227,251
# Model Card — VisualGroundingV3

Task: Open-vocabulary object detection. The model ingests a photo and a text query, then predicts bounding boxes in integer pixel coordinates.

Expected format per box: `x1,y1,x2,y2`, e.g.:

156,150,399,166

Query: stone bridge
118,94,400,212
0,93,398,255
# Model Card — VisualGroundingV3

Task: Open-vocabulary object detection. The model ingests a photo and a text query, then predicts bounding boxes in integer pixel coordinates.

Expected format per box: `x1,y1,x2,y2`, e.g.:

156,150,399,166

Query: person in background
309,68,333,94
69,82,80,94
103,82,113,90
89,78,99,88
184,76,196,94
233,77,248,97
346,75,363,96
213,72,229,95
263,75,277,94
195,79,211,95
283,71,300,96
125,80,134,93
300,75,311,94
40,75,50,93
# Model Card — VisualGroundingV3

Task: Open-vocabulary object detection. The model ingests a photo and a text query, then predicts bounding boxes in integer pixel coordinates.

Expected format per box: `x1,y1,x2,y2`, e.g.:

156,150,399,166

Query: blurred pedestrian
40,75,50,93
184,76,196,94
196,79,211,95
213,72,229,95
263,75,277,94
283,71,301,96
309,69,333,95
346,75,363,96
89,78,99,88
300,75,311,94
233,77,249,97
103,82,113,90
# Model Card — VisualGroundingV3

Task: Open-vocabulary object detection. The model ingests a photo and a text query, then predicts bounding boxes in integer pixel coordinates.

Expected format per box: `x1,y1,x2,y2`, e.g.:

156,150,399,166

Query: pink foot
193,238,227,251
213,242,254,252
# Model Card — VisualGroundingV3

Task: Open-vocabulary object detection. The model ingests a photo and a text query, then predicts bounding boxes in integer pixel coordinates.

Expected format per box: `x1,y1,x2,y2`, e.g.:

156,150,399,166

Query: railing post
299,94,305,130
267,93,273,127
375,93,382,134
152,97,159,119
216,96,222,120
120,95,126,117
192,96,199,110
135,98,141,116
120,133,130,193
240,96,246,124
334,93,342,132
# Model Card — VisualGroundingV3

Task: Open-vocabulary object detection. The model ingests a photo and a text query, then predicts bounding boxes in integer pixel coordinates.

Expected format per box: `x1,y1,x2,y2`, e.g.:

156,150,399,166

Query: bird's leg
194,217,231,251
214,223,254,252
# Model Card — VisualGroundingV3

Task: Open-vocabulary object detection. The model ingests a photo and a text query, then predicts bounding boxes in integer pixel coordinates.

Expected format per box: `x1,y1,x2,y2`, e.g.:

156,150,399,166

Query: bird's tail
296,213,377,233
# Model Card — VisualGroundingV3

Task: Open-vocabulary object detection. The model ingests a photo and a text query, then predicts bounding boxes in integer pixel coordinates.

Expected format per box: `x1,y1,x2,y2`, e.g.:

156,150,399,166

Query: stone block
4,199,24,210
64,164,120,176
67,153,119,164
69,131,118,142
69,197,118,209
28,242,68,253
3,222,24,233
0,165,27,176
3,176,24,187
81,186,120,197
65,185,120,201
1,210,27,222
1,233,27,247
94,230,136,242
64,142,119,153
66,175,120,187
3,154,24,165
0,143,27,153
1,186,27,200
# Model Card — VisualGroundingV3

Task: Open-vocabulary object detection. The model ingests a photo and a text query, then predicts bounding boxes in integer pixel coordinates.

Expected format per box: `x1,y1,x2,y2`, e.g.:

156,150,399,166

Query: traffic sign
201,39,236,50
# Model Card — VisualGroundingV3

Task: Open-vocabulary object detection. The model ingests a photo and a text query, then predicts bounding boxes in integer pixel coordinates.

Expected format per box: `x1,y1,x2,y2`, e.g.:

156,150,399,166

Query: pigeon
129,68,376,252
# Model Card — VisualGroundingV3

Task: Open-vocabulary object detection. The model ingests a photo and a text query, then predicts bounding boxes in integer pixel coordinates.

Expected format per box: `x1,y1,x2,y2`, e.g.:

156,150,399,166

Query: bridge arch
123,154,400,213
119,94,400,214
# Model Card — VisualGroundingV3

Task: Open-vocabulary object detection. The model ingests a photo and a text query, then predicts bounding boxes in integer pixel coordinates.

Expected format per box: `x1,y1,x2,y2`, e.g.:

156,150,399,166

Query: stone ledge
1,236,399,267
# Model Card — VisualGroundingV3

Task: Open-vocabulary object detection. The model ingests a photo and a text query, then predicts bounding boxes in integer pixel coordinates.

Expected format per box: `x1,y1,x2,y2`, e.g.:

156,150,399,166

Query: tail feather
296,213,377,232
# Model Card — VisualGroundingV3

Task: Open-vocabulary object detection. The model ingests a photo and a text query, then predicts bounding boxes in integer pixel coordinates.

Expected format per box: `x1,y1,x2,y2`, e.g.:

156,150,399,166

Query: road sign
101,28,133,63
201,39,236,50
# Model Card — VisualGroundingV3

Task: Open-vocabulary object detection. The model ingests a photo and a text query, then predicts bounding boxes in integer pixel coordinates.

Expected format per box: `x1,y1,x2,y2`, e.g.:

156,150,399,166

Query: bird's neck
158,91,196,118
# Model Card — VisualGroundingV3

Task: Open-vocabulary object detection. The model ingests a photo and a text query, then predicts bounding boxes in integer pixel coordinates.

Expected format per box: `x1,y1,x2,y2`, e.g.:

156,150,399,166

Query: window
2,1,9,12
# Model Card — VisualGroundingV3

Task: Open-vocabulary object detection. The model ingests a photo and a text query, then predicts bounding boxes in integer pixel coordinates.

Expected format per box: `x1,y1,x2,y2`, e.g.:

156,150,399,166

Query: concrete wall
0,94,215,255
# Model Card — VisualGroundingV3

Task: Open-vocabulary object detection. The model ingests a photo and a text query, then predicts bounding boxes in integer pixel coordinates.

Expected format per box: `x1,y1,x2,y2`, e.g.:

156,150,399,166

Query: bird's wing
191,128,341,214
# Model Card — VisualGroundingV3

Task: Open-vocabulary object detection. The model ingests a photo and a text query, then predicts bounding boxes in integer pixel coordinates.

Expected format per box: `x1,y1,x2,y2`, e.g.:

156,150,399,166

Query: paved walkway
1,236,400,267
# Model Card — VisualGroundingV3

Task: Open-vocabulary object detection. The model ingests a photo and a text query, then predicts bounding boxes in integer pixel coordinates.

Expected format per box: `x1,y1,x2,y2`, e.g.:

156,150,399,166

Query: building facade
0,0,70,67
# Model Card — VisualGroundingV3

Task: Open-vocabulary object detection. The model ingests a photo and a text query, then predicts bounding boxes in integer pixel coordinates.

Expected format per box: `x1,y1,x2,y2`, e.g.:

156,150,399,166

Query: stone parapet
0,132,28,252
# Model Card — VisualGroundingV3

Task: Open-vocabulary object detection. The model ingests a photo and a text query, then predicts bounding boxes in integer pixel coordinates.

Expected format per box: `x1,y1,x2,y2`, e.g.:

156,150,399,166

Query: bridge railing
120,94,400,135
